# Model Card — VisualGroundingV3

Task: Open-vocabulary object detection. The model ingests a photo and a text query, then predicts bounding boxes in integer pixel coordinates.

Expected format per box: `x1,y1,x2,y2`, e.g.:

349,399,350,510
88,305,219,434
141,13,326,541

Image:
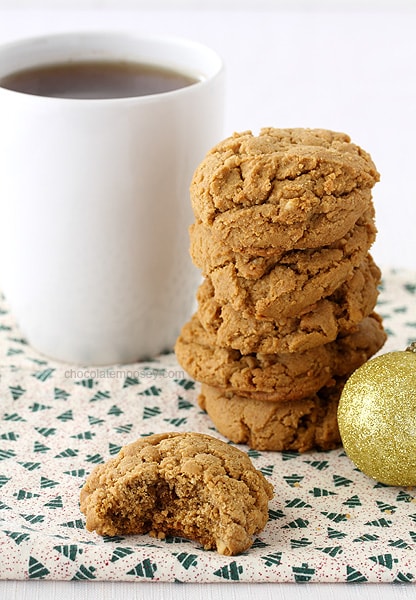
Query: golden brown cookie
190,221,285,279
175,312,386,402
197,256,381,354
190,128,379,256
198,381,343,452
198,209,376,320
190,208,376,282
80,432,274,556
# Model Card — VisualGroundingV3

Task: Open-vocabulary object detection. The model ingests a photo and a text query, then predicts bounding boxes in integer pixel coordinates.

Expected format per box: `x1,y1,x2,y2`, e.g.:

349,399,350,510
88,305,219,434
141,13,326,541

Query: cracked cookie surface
198,381,343,452
196,256,381,354
190,128,379,255
175,313,386,402
196,209,376,320
80,432,274,556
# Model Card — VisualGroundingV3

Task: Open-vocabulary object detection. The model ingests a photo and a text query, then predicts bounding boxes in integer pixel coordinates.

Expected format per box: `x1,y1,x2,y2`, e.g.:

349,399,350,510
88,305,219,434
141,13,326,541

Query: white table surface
0,2,415,599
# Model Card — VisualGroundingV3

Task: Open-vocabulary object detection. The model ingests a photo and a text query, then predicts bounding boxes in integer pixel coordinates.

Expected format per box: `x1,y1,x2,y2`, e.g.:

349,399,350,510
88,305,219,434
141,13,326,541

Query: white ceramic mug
0,31,224,365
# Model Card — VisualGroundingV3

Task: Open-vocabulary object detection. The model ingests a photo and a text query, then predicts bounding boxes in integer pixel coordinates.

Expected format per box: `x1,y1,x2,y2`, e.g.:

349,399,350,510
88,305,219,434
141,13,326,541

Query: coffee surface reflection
0,60,198,99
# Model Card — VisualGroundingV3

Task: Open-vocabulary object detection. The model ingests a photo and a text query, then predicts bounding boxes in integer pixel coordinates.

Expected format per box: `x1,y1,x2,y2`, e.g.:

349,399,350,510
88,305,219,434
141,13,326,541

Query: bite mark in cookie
80,432,274,556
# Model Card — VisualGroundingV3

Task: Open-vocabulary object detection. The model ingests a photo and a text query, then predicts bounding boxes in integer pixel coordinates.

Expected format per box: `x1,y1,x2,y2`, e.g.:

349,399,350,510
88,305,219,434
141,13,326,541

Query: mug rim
0,30,224,104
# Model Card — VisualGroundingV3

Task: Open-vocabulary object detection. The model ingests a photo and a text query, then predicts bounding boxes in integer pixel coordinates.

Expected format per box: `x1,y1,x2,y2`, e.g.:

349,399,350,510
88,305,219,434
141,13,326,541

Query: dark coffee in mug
0,60,198,99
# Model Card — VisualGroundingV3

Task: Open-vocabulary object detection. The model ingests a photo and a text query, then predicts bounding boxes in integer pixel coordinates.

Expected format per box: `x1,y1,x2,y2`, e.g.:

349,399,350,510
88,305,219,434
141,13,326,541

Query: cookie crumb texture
80,432,274,556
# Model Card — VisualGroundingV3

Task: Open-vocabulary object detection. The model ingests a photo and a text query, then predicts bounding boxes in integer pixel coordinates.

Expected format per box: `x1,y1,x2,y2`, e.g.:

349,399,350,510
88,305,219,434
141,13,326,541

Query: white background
0,2,415,599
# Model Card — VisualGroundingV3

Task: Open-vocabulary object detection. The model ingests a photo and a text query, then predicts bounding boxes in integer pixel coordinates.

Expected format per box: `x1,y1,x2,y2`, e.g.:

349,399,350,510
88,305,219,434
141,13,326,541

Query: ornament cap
406,341,416,353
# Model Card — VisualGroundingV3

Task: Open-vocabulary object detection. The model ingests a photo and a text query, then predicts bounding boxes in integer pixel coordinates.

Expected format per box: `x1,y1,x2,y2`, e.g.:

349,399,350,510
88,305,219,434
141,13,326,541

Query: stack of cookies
175,128,386,452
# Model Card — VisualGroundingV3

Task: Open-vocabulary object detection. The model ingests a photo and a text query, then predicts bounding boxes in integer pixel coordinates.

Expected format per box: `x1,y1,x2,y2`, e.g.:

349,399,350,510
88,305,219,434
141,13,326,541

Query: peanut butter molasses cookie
174,126,385,452
190,207,375,283
175,313,386,402
80,432,274,556
198,381,344,452
190,221,285,280
196,256,381,354
190,128,379,255
203,209,377,320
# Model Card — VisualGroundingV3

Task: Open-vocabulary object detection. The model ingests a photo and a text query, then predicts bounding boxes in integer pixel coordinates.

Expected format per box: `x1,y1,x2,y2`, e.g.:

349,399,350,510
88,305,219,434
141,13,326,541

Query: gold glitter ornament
337,342,416,486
